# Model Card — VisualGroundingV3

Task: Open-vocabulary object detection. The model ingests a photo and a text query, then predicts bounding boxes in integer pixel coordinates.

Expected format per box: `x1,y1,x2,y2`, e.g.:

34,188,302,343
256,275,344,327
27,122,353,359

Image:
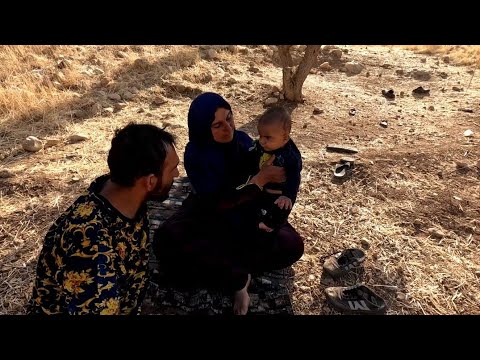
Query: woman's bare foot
233,274,251,315
259,222,273,232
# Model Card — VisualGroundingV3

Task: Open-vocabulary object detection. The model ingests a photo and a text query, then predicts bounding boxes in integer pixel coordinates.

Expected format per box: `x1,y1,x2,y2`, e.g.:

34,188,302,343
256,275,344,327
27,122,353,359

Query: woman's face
211,107,235,143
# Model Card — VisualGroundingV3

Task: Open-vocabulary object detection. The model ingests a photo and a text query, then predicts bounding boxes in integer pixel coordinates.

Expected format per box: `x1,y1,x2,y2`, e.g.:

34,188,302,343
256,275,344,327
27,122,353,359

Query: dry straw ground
0,45,479,314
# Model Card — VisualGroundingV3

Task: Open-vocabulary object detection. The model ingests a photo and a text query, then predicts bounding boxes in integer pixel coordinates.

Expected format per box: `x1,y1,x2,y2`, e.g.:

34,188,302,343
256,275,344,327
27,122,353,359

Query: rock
133,58,149,69
44,139,62,148
103,107,114,114
365,71,370,77
329,49,343,59
116,51,129,59
381,63,393,69
302,123,308,129
56,58,71,69
90,66,104,75
271,86,281,94
396,292,407,301
411,69,431,81
22,136,43,152
345,61,364,75
201,73,213,83
0,169,14,178
428,105,435,111
350,205,360,215
249,67,260,73
399,91,405,97
107,93,121,101
413,219,423,228
463,129,474,137
264,97,278,105
173,84,187,93
273,91,280,97
226,45,238,53
313,107,323,115
321,45,337,53
122,91,135,101
319,62,332,71
238,47,250,55
71,176,80,182
360,237,370,249
459,108,473,113
152,96,168,106
428,228,445,239
443,56,450,63
452,86,463,92
279,94,284,100
68,134,89,143
412,86,430,97
379,120,388,128
420,58,427,63
90,102,103,115
455,161,469,170
73,109,87,118
396,69,405,76
438,71,448,79
226,77,237,85
137,108,145,113
205,49,219,60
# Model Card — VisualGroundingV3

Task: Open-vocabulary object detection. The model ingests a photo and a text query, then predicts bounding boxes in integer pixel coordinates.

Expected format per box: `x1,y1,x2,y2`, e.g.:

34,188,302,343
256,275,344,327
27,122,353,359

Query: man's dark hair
108,123,175,186
258,106,292,133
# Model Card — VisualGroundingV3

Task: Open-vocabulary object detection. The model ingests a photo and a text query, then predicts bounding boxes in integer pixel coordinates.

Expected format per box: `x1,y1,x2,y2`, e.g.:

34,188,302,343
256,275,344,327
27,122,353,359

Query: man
29,123,179,315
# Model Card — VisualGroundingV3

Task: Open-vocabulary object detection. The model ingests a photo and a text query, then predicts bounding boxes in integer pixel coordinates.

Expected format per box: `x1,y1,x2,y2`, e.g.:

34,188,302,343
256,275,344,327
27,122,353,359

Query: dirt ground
1,45,479,314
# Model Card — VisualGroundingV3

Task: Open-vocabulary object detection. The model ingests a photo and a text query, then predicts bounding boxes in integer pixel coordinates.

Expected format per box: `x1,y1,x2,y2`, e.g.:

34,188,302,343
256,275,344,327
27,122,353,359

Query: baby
246,106,302,232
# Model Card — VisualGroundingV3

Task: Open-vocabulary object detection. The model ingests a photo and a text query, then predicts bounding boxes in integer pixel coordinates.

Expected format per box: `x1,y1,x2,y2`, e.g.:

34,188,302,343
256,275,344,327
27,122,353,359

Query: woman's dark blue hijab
184,92,253,194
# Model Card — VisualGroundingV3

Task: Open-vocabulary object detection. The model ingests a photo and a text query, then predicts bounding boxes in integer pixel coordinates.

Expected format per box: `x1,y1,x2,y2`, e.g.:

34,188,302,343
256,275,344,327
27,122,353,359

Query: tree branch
293,45,321,86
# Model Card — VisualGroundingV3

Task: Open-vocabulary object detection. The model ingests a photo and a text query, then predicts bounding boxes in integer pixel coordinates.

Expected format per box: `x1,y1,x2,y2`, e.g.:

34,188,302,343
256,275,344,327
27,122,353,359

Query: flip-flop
334,161,353,178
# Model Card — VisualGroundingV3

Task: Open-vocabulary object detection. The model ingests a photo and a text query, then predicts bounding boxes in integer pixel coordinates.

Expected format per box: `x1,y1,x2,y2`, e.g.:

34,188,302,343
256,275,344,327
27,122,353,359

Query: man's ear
145,174,158,192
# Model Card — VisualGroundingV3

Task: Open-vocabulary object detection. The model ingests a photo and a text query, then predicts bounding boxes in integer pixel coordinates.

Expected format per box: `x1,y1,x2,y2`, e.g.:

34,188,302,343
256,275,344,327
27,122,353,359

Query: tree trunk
277,45,321,102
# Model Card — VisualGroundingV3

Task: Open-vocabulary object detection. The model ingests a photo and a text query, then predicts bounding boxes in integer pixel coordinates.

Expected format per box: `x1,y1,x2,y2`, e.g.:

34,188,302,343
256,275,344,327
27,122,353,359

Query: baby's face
258,122,289,152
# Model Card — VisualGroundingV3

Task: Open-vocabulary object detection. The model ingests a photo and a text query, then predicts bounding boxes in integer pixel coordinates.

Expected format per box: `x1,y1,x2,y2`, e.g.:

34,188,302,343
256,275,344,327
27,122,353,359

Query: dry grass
1,45,479,315
405,45,480,68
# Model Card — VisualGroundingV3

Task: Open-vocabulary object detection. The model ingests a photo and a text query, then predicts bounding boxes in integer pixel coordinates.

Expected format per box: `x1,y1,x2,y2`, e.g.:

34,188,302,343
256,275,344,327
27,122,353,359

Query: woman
153,92,304,314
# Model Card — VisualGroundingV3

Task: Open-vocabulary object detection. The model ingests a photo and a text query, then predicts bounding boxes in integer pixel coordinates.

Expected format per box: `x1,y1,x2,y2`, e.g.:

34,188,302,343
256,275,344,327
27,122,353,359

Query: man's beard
147,180,173,202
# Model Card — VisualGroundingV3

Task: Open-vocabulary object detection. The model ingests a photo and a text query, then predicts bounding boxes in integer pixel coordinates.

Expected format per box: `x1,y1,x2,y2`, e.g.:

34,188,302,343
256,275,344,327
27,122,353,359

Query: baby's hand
274,196,292,210
259,222,274,232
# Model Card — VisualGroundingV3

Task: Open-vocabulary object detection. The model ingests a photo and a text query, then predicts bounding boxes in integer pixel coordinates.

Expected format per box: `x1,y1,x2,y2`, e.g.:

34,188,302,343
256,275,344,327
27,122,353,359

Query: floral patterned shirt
29,175,150,315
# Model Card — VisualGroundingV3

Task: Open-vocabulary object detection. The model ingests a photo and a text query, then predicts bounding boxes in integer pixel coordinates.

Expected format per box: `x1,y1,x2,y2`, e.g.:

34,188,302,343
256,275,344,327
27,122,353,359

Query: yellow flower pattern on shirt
29,175,150,315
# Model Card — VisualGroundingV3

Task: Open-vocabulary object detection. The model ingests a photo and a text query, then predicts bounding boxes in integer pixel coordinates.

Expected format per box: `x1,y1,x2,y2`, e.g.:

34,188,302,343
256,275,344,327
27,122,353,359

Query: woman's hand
249,155,286,187
274,195,293,210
